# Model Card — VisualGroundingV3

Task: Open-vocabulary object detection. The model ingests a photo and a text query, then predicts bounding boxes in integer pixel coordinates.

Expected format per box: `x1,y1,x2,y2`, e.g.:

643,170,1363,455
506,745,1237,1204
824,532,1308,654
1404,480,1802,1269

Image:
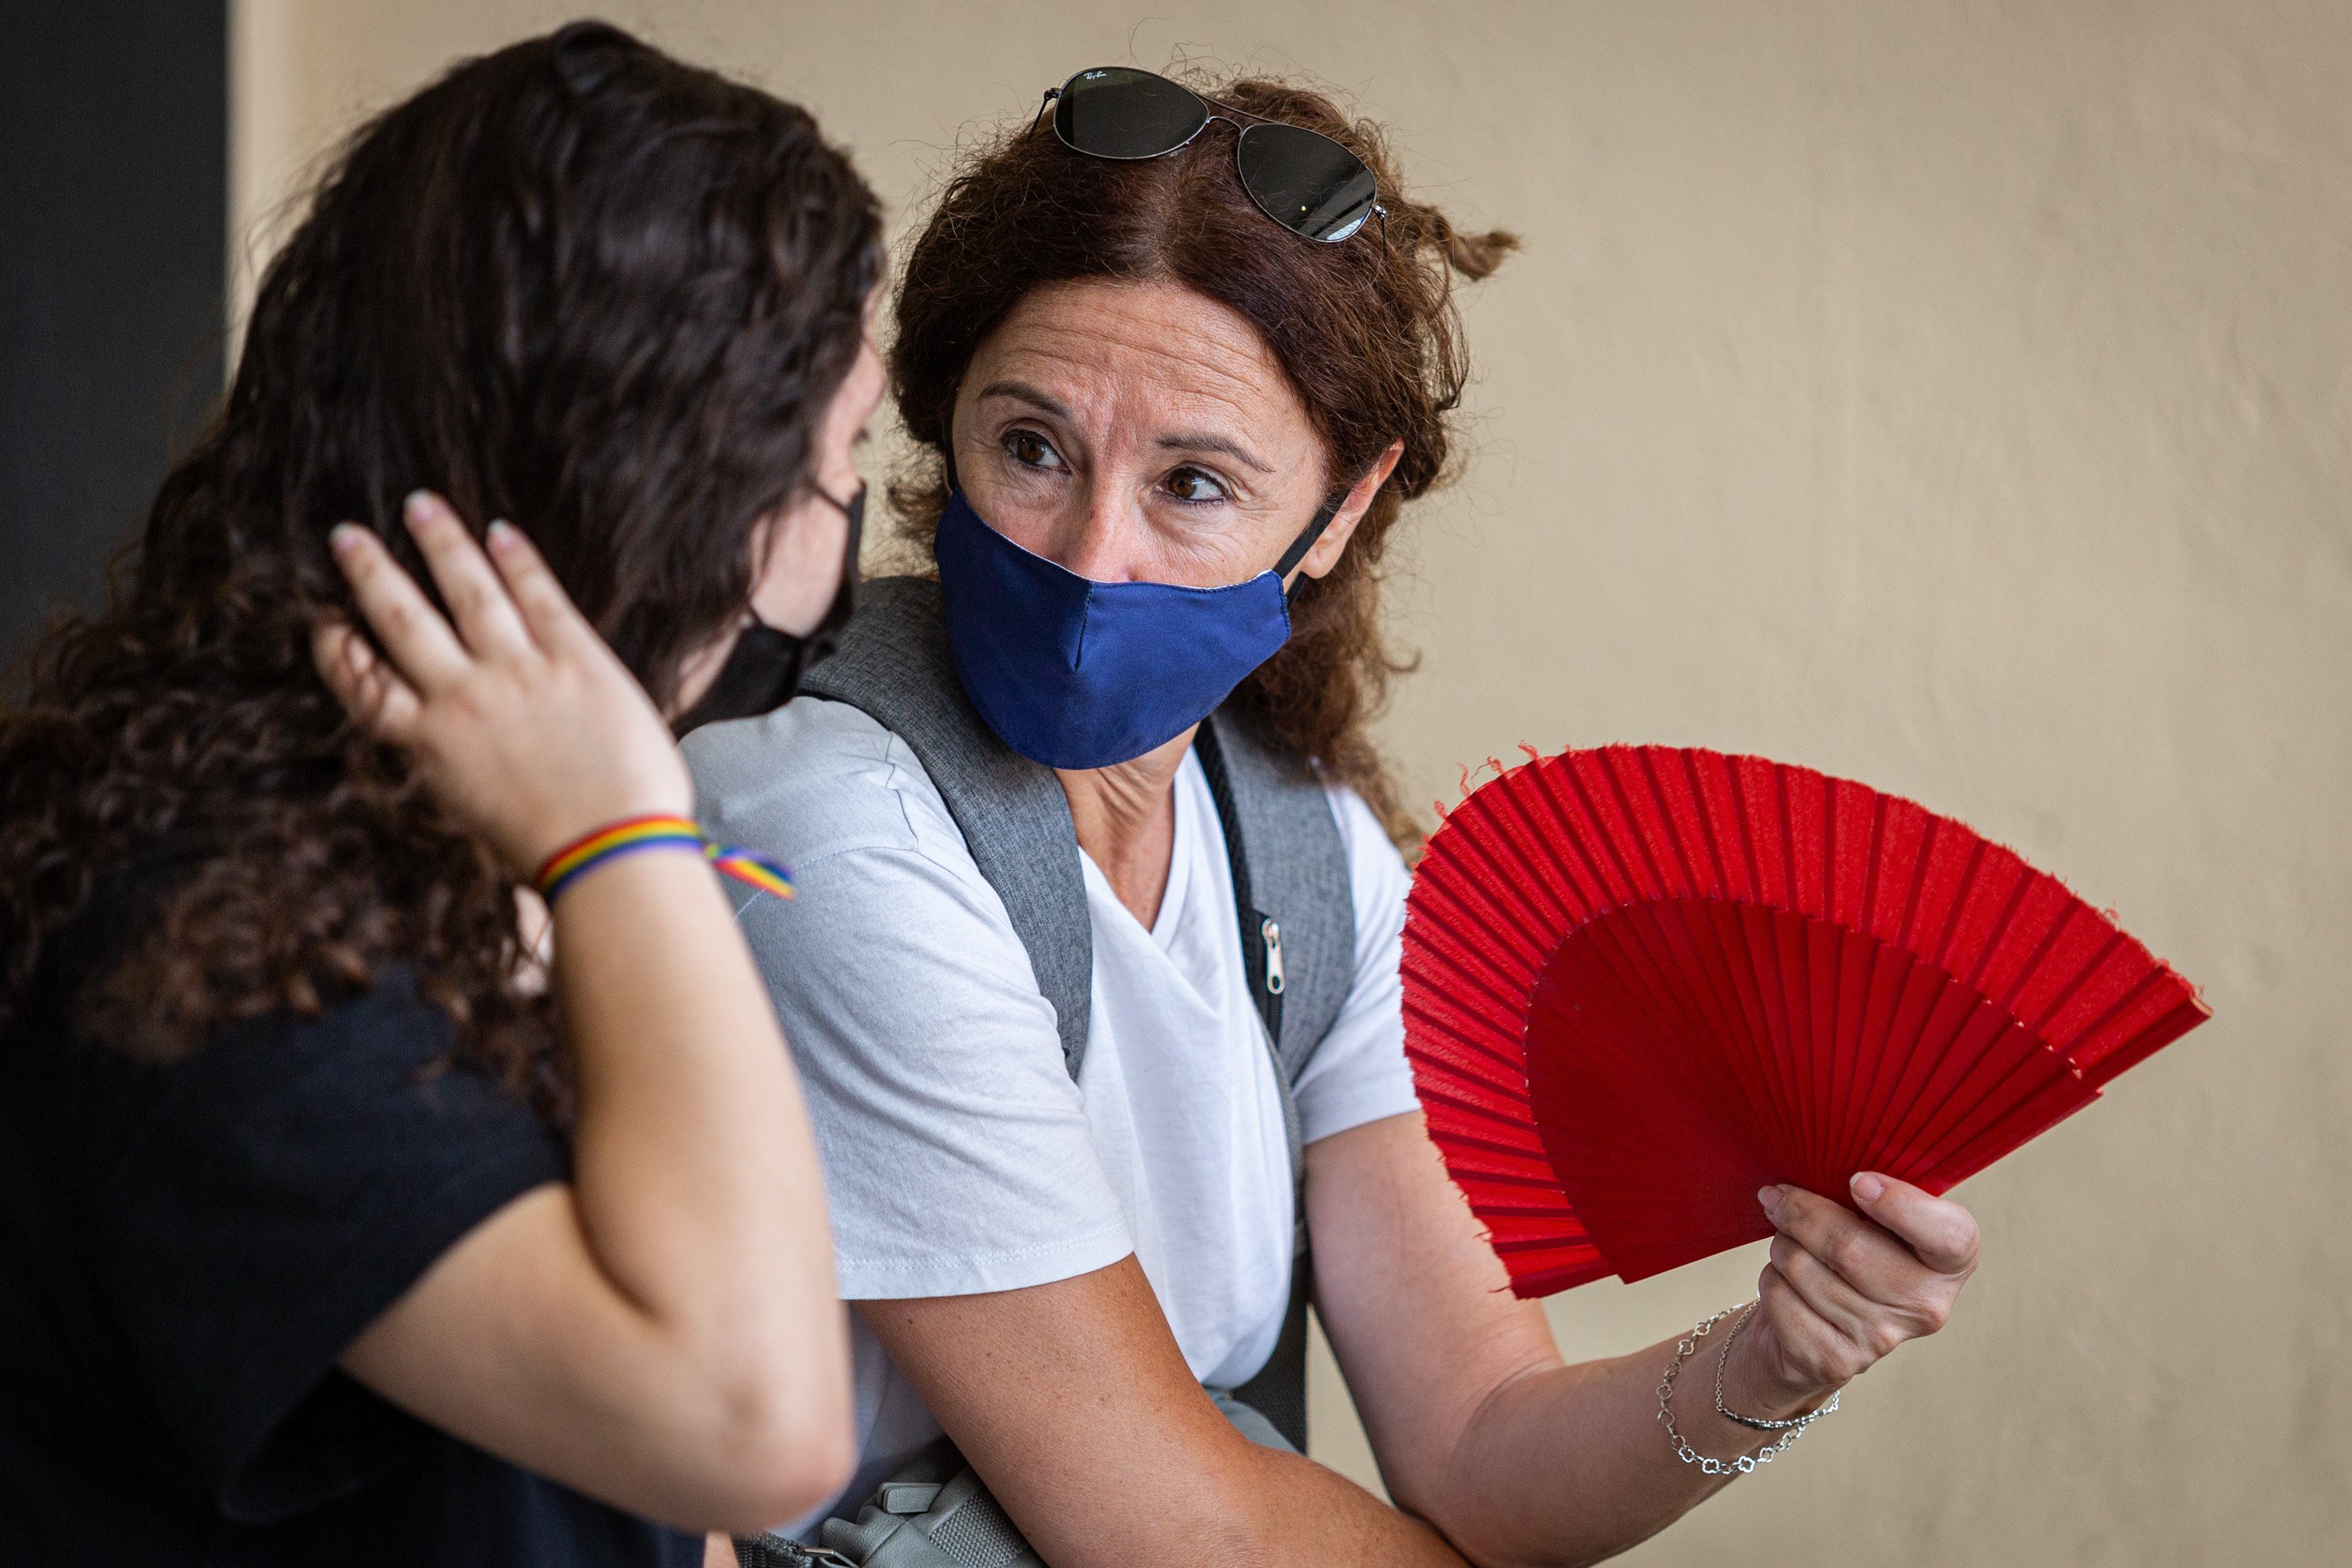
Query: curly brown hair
0,22,883,1094
887,73,1514,837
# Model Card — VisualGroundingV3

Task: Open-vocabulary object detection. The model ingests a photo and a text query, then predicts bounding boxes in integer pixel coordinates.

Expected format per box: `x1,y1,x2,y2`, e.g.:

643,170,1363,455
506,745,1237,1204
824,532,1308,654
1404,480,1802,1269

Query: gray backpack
735,577,1356,1566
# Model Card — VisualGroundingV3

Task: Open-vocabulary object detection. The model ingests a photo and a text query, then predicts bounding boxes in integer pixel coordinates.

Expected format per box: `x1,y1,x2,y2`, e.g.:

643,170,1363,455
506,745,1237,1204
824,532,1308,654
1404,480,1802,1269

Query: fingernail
486,519,517,550
1852,1172,1886,1203
404,490,435,524
1757,1185,1783,1218
328,524,362,555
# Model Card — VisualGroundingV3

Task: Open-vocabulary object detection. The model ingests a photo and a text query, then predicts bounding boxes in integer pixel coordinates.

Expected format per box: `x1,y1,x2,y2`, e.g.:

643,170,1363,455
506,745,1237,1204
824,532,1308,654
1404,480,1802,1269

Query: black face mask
673,483,863,738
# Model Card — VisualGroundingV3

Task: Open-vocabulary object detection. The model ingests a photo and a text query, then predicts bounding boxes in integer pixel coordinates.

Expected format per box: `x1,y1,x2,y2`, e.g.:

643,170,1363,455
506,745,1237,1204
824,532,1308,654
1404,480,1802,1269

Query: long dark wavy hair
889,74,1514,838
0,22,883,1096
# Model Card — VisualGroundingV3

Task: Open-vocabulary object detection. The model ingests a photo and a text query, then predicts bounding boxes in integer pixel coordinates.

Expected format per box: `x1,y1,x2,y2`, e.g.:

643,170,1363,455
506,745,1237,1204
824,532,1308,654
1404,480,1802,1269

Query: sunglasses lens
1054,67,1208,159
1235,122,1379,242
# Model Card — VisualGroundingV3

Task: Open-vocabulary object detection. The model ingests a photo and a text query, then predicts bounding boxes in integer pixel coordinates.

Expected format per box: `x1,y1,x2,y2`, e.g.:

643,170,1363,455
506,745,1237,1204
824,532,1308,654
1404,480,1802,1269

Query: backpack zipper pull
1261,916,1286,996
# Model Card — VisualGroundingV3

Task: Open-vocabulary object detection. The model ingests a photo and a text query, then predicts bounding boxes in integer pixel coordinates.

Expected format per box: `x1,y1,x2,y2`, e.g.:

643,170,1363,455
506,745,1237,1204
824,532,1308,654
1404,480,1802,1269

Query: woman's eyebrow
975,379,1072,419
1155,430,1273,474
978,378,1272,474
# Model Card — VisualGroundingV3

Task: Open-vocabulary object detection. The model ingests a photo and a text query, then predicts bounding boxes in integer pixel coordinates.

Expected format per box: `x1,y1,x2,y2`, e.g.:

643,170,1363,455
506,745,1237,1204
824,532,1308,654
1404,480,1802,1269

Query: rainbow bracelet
534,814,796,904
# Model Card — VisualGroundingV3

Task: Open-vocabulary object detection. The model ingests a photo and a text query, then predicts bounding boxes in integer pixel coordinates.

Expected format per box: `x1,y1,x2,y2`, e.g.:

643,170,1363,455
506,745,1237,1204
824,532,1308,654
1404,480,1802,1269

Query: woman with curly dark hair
692,68,1984,1565
0,23,884,1565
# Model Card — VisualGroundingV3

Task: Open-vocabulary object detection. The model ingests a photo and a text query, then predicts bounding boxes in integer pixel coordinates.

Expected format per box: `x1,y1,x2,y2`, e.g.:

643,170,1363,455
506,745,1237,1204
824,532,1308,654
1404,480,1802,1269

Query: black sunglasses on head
1040,67,1385,245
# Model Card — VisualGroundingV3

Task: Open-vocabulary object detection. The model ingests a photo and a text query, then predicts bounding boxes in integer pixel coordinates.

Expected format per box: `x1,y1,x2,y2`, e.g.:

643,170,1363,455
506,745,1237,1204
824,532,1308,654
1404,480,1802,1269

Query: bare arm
858,1103,1970,1568
320,495,852,1532
861,1257,1466,1568
1311,1112,1980,1568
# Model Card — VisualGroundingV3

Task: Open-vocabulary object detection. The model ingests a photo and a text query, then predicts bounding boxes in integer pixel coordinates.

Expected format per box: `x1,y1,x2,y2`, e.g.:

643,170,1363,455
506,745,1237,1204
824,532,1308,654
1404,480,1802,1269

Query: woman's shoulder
684,695,971,878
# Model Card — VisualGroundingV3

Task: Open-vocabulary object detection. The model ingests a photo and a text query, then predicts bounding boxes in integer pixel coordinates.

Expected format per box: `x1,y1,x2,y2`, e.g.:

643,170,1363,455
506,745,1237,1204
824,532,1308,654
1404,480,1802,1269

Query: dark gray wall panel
1,0,227,666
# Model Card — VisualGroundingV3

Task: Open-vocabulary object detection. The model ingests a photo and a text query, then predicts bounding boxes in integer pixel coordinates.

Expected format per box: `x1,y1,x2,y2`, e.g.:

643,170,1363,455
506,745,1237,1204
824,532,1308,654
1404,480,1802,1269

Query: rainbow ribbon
535,814,796,904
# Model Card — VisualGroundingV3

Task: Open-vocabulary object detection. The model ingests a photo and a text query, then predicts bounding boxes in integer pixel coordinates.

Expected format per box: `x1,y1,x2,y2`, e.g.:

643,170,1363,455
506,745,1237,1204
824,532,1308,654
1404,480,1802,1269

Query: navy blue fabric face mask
935,488,1341,770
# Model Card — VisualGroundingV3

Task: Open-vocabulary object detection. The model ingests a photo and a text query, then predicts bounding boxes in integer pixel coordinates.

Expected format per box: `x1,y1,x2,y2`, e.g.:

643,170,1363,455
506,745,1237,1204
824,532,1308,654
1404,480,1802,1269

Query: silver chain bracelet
1656,1302,1838,1475
1713,1301,1839,1432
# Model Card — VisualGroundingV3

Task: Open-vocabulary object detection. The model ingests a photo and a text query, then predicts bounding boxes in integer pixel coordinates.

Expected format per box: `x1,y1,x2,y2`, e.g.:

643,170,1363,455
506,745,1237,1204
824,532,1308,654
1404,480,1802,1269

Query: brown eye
1005,430,1064,471
1163,466,1229,505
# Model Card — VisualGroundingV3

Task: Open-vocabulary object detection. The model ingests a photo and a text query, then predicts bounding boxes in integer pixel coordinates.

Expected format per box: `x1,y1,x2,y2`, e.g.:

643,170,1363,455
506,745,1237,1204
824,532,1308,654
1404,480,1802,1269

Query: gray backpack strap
799,577,1092,1077
1192,709,1356,1453
1197,707,1356,1084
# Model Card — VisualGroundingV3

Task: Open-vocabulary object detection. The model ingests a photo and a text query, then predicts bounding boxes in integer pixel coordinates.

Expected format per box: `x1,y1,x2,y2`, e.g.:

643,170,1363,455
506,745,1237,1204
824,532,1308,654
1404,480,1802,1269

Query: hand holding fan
1403,746,2209,1298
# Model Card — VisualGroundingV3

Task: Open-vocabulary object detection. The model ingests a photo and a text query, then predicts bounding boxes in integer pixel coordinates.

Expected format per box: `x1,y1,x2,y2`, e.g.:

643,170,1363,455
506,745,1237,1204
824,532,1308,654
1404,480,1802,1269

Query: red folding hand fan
1403,746,2209,1298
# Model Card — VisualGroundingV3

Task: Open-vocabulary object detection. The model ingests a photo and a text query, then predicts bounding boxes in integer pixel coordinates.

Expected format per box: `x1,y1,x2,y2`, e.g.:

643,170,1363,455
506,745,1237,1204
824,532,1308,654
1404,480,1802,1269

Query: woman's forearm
1308,1117,1836,1568
1430,1334,1815,1568
1227,1444,1473,1567
556,851,851,1465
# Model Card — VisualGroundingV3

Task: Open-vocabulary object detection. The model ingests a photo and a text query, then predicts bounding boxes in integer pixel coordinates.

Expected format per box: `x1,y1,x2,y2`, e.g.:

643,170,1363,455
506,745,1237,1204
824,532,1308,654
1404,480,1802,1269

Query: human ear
1293,438,1406,582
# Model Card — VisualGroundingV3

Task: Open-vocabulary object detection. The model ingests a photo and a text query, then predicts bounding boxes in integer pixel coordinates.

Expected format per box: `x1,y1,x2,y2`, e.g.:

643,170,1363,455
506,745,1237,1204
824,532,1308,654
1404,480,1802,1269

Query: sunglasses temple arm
1032,87,1061,136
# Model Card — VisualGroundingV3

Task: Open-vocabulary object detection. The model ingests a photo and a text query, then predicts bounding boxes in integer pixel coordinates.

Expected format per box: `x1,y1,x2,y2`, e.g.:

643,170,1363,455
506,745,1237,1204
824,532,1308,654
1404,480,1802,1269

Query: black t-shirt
0,922,700,1566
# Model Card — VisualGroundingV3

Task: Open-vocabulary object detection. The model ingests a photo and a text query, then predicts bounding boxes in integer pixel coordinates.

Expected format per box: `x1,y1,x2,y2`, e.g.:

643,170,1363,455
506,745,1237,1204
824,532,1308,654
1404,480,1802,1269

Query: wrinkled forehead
965,278,1318,461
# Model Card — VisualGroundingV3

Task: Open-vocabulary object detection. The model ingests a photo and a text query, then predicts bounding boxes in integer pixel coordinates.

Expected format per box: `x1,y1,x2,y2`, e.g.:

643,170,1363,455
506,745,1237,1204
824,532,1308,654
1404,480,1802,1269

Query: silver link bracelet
1656,1302,1838,1475
1712,1301,1839,1432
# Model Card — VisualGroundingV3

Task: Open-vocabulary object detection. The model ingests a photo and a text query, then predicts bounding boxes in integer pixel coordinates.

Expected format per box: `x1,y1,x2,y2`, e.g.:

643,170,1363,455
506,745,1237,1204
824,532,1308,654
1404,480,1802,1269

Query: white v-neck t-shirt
684,697,1420,1533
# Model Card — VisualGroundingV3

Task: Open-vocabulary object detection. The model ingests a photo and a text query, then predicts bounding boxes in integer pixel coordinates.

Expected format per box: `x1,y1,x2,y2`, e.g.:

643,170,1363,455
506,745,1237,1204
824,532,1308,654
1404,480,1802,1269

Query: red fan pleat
1403,746,2210,1296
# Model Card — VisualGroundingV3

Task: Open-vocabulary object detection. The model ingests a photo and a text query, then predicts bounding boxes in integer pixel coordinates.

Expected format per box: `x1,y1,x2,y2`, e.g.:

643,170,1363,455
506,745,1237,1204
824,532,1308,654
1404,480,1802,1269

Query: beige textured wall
231,4,2350,1563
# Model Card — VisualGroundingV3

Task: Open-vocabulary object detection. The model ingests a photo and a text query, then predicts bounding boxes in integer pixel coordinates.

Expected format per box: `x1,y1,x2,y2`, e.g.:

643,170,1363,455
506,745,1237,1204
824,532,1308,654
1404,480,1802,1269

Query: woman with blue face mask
691,69,1986,1567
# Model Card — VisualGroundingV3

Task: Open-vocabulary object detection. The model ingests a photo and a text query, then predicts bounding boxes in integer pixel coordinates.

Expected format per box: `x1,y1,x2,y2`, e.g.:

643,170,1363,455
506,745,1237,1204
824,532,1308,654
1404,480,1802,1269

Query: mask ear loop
671,481,864,739
1275,490,1348,597
751,480,864,637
